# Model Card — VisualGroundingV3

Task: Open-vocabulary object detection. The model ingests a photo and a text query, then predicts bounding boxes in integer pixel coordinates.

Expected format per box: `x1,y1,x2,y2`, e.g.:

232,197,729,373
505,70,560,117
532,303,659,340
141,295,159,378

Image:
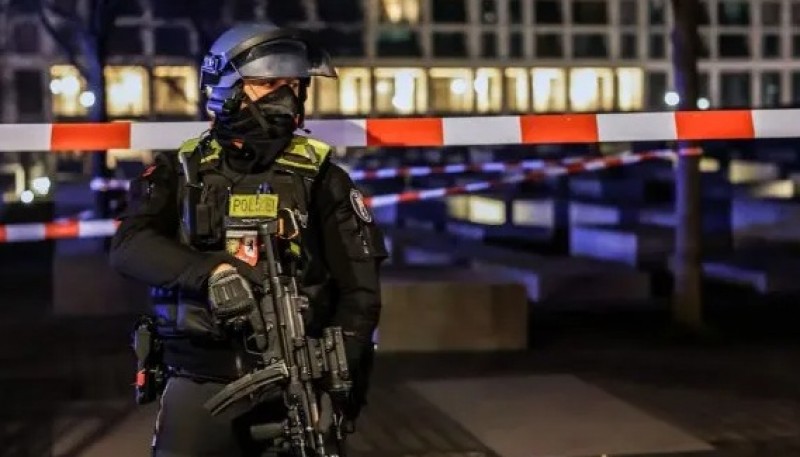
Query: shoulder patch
278,135,332,173
349,189,373,224
178,138,201,155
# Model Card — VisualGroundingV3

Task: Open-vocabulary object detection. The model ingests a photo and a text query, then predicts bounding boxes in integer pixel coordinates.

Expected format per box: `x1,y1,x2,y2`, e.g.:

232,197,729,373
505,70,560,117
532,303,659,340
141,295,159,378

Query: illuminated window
339,68,371,115
380,0,420,23
569,68,614,112
504,68,530,112
314,68,371,115
106,66,149,117
474,68,502,113
153,66,198,116
616,68,644,111
374,68,427,114
50,65,89,117
429,68,473,113
531,68,567,112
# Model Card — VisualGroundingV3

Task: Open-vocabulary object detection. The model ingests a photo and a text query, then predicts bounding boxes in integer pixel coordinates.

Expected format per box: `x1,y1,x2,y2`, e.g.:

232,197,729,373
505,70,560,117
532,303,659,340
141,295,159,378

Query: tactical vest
152,134,333,340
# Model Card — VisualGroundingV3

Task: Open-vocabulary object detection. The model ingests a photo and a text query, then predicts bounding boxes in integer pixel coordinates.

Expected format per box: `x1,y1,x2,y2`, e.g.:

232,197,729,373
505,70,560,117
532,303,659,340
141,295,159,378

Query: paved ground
3,291,800,456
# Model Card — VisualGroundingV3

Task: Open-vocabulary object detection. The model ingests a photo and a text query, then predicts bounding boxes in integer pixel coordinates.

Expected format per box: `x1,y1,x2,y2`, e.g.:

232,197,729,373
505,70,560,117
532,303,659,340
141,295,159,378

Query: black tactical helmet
200,22,337,118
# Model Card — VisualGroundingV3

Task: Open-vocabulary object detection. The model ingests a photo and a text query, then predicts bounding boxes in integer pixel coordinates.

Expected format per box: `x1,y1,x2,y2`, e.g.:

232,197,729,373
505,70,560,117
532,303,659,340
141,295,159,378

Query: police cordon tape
0,149,690,243
88,158,578,192
0,110,793,151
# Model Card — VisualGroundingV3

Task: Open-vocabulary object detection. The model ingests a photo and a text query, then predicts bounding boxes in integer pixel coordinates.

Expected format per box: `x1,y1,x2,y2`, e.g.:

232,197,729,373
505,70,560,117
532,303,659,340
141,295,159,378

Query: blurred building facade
1,0,797,125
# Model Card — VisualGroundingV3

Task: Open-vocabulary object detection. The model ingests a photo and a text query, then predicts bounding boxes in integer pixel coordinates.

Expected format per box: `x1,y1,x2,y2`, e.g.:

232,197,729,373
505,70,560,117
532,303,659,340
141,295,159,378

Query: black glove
340,334,376,426
207,268,257,323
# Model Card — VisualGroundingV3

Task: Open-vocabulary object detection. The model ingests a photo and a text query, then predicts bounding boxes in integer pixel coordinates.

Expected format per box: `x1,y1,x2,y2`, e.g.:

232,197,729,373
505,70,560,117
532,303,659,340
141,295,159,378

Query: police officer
110,22,387,457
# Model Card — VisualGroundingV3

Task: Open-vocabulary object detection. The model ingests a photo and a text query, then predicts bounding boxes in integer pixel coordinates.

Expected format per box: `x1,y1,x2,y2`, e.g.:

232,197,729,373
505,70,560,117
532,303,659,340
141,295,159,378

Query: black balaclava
213,84,302,172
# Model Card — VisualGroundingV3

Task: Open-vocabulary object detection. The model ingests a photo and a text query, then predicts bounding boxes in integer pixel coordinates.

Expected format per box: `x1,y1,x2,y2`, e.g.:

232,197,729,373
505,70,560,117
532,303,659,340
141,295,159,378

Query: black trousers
152,376,289,457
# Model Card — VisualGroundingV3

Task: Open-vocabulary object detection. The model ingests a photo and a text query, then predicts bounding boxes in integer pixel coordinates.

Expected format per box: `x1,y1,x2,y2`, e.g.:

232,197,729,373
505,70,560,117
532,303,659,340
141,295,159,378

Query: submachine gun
204,203,352,457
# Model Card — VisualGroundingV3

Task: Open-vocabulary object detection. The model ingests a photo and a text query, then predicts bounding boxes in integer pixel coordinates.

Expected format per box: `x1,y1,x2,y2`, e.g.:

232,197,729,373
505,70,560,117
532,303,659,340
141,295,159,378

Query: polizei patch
349,189,373,223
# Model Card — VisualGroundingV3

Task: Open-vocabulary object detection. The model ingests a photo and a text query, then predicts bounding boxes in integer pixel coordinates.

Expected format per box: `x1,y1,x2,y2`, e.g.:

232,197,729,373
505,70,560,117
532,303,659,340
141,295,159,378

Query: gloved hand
207,267,257,324
340,334,376,428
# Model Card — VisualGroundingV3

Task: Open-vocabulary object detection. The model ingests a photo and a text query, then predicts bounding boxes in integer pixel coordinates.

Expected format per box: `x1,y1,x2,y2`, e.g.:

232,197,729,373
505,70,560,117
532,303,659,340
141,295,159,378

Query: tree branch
39,0,90,76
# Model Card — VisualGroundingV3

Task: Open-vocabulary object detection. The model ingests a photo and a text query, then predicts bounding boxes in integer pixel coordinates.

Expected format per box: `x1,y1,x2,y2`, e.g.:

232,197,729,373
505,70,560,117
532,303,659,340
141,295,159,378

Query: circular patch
349,189,373,224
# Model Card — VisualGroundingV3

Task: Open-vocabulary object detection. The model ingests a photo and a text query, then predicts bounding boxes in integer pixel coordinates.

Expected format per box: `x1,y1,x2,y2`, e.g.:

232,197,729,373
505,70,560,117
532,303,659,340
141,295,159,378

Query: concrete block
570,225,729,267
731,196,800,247
377,268,528,352
728,159,779,184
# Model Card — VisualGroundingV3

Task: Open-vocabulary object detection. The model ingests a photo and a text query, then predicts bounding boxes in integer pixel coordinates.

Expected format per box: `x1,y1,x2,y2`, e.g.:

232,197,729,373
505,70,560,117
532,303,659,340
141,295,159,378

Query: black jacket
109,136,388,379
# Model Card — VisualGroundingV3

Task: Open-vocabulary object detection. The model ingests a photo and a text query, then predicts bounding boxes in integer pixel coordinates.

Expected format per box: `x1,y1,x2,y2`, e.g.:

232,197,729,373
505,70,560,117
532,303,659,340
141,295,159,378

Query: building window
339,68,371,115
718,1,749,25
480,0,497,24
267,1,307,22
15,70,43,118
429,68,473,113
50,65,88,117
510,32,524,57
433,32,467,57
155,27,191,56
792,3,800,25
377,29,421,56
106,66,149,117
319,29,364,57
536,34,563,58
504,68,529,112
535,0,562,24
793,35,800,57
108,26,143,55
533,68,567,112
117,0,144,17
379,0,419,23
762,1,781,26
573,0,608,24
763,34,781,58
620,0,638,25
621,34,637,59
573,34,608,58
761,72,781,107
481,32,497,57
475,68,502,113
569,68,613,112
646,71,668,109
720,72,751,107
649,0,665,25
431,0,467,23
617,68,644,111
698,33,711,58
374,68,427,114
11,22,39,54
153,66,198,117
718,34,750,58
649,34,665,59
792,72,800,104
509,0,523,23
317,0,362,22
697,0,712,25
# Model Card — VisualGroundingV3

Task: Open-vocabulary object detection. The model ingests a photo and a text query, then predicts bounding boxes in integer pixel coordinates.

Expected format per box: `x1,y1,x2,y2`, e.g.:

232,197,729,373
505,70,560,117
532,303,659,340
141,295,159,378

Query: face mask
215,85,301,154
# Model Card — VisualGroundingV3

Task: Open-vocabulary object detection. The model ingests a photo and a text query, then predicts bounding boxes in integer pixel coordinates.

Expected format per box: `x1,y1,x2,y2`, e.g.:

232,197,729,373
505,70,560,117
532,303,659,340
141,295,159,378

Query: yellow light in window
392,70,416,113
51,65,88,117
474,68,502,113
532,68,567,112
382,0,420,24
106,66,149,117
153,66,199,116
616,68,644,111
569,68,614,112
338,68,371,115
374,68,426,114
469,196,505,225
504,68,529,112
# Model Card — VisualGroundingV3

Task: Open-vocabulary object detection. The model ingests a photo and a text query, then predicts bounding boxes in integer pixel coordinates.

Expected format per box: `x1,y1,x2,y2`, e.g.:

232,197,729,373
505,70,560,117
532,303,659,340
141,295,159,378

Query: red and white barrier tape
0,149,686,243
88,158,564,191
363,149,681,208
0,110,792,151
0,219,120,243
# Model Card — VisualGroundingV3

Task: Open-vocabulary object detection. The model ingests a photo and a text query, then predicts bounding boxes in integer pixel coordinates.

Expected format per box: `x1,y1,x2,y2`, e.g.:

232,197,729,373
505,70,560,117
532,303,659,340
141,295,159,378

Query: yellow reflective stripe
200,139,222,164
276,157,318,171
289,242,301,257
178,138,200,156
